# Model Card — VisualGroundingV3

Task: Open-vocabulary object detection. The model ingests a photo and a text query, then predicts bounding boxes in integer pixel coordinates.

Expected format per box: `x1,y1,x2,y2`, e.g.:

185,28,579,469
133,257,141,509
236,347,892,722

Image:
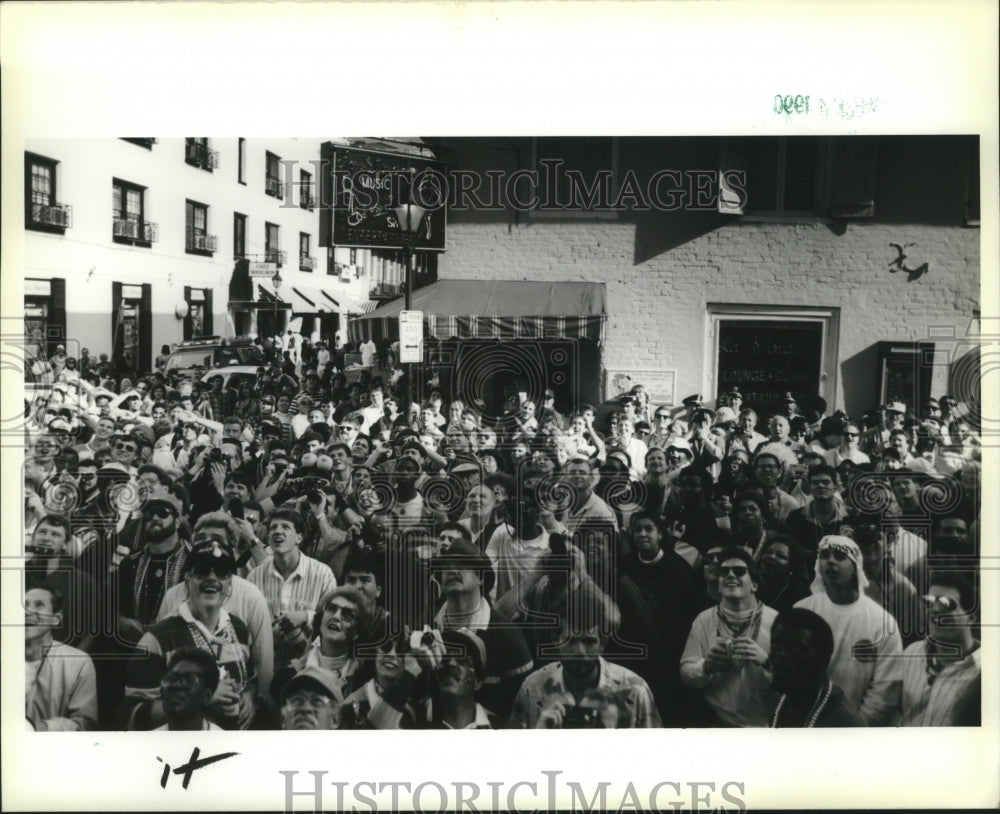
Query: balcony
27,202,73,232
186,231,218,254
265,176,285,199
370,281,404,300
265,249,286,266
121,138,157,149
185,139,219,170
113,217,158,245
299,255,316,271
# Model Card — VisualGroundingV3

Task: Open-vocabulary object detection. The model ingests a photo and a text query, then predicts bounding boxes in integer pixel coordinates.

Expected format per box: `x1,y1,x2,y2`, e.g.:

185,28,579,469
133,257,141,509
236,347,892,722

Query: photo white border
2,2,997,811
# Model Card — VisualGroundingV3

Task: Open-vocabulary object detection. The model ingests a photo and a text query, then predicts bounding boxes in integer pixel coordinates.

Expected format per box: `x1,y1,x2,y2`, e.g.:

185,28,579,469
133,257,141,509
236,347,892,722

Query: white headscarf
810,535,869,594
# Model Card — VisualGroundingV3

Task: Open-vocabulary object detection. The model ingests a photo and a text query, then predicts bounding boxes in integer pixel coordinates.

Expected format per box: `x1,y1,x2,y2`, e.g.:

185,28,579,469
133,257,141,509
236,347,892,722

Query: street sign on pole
248,262,277,277
399,310,423,364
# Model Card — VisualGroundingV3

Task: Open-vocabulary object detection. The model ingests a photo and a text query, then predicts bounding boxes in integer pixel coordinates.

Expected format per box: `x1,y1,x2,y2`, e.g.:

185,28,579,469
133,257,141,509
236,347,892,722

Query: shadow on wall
633,209,733,265
840,344,881,420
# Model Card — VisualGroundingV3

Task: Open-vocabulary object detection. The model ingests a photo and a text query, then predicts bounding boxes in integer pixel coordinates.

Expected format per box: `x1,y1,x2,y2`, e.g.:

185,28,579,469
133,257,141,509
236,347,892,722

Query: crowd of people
22,336,983,731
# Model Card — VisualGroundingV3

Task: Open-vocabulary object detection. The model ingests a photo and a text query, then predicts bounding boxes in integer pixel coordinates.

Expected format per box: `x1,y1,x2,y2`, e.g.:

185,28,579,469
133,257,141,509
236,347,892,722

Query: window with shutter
531,137,618,218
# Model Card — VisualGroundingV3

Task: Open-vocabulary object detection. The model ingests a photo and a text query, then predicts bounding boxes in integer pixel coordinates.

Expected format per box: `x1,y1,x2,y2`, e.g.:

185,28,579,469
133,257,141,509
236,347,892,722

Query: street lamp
391,201,427,311
272,268,283,345
391,198,427,408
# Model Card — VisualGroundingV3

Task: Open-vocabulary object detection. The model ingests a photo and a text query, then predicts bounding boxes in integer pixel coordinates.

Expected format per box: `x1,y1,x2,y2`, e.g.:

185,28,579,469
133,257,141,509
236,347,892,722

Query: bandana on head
810,535,869,595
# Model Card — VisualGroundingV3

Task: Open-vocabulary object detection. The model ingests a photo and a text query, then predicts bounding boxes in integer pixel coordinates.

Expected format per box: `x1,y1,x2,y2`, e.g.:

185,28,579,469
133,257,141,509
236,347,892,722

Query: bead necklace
770,679,833,728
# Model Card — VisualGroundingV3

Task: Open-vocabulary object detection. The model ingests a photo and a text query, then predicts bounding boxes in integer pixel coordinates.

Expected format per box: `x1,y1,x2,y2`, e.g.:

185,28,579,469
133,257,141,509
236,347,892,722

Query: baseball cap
439,628,487,680
188,537,237,565
47,417,72,434
279,667,343,705
129,423,155,447
666,437,694,457
432,539,496,597
885,401,907,414
55,344,65,351
448,455,482,476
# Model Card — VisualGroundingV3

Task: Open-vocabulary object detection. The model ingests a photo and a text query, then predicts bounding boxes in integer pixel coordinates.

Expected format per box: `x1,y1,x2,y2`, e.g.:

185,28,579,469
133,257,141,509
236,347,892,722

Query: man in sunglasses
794,535,903,726
155,648,223,731
823,423,871,468
901,571,980,726
114,492,190,639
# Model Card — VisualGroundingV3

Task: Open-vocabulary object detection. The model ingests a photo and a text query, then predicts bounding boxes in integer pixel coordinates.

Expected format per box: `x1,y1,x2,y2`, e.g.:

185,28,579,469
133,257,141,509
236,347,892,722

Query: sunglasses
160,671,204,690
190,560,234,579
114,442,138,453
923,594,961,613
719,565,749,578
323,602,358,623
142,505,175,519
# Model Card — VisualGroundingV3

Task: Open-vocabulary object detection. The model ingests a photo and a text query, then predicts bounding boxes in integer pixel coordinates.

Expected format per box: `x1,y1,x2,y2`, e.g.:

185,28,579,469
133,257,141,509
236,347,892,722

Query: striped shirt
247,552,336,621
901,639,981,726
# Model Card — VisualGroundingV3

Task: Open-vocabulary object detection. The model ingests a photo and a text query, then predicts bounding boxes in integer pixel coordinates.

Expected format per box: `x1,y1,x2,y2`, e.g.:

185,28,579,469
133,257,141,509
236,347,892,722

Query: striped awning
348,279,606,344
287,285,372,315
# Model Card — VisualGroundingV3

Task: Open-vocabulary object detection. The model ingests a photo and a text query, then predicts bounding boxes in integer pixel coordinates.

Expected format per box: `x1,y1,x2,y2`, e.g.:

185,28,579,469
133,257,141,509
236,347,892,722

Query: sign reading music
319,143,448,252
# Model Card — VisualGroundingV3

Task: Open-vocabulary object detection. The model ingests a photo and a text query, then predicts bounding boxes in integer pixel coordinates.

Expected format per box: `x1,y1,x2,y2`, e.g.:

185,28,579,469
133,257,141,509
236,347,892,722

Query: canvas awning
288,284,373,316
347,279,607,344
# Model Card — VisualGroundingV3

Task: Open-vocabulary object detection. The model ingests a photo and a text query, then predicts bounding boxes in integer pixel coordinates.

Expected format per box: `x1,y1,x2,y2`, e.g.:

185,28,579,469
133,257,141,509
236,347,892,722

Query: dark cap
432,539,496,597
188,537,237,565
682,393,703,407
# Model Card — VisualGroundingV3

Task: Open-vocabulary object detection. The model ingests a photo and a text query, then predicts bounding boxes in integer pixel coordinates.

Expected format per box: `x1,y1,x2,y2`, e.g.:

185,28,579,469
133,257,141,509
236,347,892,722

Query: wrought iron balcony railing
113,217,158,243
185,139,219,169
187,232,218,252
265,248,286,266
370,281,404,299
265,176,285,199
299,255,316,271
28,202,73,228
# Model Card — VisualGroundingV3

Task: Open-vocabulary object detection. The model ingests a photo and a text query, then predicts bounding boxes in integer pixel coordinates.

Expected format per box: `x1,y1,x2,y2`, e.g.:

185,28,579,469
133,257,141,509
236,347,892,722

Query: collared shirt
508,658,661,729
901,639,981,726
823,446,871,467
247,552,336,621
153,720,223,731
441,703,494,729
486,525,550,601
25,640,98,732
435,595,491,631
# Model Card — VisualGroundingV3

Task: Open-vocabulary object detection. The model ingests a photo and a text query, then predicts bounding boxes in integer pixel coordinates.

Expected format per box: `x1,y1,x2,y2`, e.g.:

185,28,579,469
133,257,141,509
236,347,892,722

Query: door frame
704,303,841,409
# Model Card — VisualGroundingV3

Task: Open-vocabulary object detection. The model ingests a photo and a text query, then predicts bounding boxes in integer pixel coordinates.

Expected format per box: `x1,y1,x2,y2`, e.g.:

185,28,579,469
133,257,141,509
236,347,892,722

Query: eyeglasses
114,442,138,453
284,693,335,710
923,594,961,613
190,560,234,579
143,505,175,519
160,671,204,690
719,565,749,578
324,602,358,623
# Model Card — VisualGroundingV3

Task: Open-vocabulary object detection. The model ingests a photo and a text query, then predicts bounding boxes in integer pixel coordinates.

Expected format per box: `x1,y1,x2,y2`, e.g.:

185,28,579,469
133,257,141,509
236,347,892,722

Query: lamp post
391,198,427,409
272,268,283,357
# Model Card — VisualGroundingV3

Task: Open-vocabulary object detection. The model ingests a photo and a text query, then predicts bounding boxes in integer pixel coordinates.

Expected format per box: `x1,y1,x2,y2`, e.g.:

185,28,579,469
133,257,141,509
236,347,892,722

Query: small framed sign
605,369,675,406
